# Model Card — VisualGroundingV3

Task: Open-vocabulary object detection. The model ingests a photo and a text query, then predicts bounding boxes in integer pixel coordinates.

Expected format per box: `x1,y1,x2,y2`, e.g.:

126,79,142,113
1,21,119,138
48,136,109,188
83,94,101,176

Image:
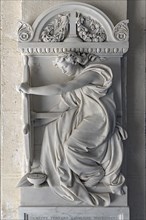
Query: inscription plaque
20,207,129,220
29,217,120,220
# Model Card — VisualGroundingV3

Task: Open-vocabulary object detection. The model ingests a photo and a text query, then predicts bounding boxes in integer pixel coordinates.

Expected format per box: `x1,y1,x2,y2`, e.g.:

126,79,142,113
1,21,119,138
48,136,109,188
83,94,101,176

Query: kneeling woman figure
19,52,127,206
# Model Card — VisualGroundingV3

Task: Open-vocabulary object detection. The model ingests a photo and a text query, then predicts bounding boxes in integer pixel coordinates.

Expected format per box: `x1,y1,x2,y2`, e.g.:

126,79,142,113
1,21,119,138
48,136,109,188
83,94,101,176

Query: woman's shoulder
83,63,112,73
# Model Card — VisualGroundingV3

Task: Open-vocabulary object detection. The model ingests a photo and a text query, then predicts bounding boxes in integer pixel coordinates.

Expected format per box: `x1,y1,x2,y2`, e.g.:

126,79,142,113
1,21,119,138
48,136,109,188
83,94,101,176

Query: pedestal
19,186,129,220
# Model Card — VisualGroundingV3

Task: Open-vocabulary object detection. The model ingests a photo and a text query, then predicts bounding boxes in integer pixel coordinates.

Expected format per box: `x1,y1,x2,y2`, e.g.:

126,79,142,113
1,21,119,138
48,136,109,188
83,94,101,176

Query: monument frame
17,2,129,219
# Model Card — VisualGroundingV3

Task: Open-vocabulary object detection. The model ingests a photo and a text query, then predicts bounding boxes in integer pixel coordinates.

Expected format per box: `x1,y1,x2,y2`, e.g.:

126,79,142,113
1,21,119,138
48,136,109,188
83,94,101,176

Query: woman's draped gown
37,64,127,206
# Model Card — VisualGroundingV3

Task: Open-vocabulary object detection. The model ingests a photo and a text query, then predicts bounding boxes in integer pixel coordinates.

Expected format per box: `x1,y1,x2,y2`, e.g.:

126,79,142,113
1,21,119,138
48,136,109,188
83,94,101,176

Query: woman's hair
53,52,102,67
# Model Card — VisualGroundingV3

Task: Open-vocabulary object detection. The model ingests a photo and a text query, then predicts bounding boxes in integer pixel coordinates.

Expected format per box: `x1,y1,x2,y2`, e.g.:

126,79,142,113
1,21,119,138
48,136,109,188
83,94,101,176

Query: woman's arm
19,71,103,96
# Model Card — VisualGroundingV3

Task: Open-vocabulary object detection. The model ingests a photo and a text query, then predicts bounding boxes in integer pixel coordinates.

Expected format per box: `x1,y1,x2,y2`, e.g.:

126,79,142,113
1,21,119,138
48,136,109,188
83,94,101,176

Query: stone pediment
18,2,129,56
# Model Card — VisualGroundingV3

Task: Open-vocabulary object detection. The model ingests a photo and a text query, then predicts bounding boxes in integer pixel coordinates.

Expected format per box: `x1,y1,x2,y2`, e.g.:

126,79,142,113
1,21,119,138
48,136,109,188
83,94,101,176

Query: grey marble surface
19,206,129,220
20,186,128,207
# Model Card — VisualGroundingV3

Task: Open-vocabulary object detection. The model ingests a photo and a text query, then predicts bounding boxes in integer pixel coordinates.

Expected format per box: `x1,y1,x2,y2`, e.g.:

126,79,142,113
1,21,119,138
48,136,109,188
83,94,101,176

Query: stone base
20,186,130,219
19,206,130,220
20,186,128,207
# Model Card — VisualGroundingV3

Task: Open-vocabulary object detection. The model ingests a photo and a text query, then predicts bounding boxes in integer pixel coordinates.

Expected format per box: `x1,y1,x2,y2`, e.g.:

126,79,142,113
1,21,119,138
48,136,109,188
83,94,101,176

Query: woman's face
57,60,76,76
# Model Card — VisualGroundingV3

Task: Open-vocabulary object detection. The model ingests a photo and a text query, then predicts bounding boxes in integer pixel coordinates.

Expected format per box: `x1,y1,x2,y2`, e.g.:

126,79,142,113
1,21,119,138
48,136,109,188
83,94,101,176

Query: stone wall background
126,1,145,219
1,1,23,219
1,0,145,219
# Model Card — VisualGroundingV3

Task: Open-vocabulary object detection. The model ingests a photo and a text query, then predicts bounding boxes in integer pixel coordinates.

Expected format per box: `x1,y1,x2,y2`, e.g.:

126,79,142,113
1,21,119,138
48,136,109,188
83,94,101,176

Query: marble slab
19,206,130,220
20,186,128,207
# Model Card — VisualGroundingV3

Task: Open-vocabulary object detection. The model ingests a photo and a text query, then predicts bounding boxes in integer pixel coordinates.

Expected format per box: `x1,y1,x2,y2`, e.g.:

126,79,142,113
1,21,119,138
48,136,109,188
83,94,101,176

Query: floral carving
113,20,129,41
40,14,70,42
18,21,34,42
76,13,107,42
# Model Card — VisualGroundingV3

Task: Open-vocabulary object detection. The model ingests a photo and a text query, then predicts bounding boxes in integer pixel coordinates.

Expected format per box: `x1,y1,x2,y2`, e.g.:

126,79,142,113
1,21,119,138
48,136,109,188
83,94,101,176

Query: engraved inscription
29,216,119,220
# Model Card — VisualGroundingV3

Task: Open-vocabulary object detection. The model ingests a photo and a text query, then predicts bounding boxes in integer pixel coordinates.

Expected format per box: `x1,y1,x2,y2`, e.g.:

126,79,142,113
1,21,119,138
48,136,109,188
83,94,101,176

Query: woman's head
53,51,102,76
54,52,82,76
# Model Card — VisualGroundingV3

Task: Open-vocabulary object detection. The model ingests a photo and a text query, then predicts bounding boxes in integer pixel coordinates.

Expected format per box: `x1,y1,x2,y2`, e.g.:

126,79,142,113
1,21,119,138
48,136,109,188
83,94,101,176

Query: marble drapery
37,64,127,206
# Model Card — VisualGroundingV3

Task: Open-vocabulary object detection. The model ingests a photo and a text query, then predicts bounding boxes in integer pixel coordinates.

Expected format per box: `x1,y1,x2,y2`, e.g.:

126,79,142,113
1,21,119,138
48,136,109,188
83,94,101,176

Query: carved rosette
76,13,107,42
18,21,34,42
40,14,70,42
113,20,129,41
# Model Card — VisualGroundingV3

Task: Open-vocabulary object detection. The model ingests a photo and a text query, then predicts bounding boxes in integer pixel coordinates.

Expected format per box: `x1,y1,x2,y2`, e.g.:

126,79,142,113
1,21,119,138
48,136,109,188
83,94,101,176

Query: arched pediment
18,2,129,56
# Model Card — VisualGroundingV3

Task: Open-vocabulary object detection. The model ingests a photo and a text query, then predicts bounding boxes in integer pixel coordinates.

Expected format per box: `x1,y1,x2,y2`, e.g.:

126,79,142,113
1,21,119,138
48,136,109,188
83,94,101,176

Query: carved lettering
29,216,119,220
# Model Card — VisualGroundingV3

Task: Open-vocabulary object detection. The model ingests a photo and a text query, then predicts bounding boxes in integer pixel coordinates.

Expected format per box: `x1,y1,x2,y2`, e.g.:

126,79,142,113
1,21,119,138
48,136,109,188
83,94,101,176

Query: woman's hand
18,82,30,94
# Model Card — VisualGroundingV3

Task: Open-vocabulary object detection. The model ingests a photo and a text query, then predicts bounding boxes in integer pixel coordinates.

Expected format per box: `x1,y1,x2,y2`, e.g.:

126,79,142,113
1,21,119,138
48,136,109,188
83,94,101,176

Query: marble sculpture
19,51,127,206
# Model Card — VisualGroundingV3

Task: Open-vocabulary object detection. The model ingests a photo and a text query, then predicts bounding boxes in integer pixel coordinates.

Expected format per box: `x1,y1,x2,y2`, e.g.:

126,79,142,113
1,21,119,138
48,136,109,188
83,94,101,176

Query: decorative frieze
18,5,129,57
19,46,128,56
